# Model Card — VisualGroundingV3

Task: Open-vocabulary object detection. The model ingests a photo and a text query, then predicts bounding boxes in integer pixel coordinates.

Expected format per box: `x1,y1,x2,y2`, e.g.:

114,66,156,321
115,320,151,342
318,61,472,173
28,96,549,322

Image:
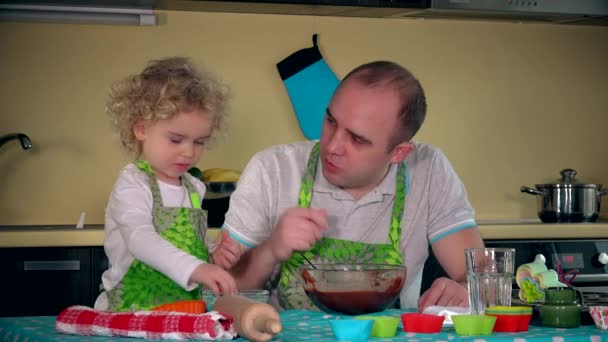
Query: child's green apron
105,161,210,311
277,143,407,309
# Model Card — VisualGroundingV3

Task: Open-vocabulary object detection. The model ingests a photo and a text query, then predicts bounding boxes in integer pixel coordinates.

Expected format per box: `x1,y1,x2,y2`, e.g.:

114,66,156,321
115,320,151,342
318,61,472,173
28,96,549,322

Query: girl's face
134,108,212,185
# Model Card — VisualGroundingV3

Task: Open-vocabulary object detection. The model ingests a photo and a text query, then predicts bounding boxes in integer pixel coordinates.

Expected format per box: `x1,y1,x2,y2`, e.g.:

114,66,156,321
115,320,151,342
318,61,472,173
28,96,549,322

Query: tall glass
466,248,515,315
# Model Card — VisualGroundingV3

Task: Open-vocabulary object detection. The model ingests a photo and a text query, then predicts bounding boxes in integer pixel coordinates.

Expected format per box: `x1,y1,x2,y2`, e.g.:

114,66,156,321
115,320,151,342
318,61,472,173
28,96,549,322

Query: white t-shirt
94,163,208,311
224,141,477,309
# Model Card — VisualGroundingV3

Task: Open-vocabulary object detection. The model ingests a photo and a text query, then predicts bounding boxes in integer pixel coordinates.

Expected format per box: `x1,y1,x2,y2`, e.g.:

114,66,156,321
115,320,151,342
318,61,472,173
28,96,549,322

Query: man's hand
211,230,242,269
418,277,469,311
269,208,329,261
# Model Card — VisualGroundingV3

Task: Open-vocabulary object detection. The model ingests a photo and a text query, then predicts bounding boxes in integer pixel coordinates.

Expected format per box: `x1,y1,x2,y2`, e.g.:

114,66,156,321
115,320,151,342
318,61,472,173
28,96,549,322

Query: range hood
3,0,606,26
0,0,156,25
159,0,608,26
423,0,608,26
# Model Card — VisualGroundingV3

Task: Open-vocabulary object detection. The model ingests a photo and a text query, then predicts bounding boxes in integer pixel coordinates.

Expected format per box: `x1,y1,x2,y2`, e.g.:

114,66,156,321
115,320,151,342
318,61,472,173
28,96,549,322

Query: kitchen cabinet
0,246,108,317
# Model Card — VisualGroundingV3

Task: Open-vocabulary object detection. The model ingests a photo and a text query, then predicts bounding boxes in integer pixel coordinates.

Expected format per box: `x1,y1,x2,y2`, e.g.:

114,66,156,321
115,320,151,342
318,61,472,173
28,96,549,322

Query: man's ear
133,119,146,141
389,142,414,164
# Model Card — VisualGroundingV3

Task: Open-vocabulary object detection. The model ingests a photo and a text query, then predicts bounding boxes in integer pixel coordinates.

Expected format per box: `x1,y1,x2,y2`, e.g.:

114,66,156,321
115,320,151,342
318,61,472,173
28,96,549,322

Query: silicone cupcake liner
355,316,400,338
400,313,445,333
486,306,533,315
151,300,206,314
452,314,497,336
486,306,532,332
486,313,532,332
589,306,608,330
330,319,373,341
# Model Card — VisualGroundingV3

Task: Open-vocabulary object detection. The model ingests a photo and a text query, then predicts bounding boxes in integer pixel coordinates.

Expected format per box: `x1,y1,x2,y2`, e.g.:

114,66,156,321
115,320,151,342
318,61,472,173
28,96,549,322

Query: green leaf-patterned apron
277,143,407,310
105,161,210,312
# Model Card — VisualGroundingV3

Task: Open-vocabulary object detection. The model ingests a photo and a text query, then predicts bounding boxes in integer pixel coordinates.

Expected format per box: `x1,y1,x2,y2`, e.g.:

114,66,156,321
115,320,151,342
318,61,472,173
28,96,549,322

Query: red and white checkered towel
56,306,237,340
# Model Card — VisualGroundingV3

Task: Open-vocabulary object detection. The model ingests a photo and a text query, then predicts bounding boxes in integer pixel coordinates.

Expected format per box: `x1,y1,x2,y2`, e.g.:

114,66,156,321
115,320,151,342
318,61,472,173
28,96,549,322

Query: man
212,60,484,311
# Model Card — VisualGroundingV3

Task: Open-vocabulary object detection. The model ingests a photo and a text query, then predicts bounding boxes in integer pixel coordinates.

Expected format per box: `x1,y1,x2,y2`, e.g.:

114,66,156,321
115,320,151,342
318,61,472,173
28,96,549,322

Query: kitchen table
1,309,606,341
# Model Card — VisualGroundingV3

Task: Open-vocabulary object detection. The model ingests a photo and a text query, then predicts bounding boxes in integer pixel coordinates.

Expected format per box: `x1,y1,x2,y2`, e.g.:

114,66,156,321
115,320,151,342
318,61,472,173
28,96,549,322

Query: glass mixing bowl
300,263,406,315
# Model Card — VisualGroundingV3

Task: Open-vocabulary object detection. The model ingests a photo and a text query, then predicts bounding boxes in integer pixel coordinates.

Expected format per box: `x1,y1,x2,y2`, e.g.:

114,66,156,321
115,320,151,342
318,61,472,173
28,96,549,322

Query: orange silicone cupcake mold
151,300,206,314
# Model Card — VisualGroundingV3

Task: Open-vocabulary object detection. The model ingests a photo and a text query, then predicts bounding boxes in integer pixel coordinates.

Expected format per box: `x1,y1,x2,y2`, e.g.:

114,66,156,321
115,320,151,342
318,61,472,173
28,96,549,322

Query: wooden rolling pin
213,294,282,342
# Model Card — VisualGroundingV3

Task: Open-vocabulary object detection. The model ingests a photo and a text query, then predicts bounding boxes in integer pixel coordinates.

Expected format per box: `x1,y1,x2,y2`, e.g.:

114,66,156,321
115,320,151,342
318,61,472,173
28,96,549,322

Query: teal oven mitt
276,34,340,140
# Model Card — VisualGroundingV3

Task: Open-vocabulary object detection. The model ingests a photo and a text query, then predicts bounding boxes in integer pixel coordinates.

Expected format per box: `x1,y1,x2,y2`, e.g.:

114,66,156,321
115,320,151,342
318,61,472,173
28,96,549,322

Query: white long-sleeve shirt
94,164,207,310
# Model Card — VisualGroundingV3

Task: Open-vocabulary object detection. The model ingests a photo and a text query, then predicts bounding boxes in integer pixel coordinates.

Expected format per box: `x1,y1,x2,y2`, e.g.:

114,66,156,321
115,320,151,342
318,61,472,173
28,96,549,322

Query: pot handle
521,186,543,195
600,188,608,196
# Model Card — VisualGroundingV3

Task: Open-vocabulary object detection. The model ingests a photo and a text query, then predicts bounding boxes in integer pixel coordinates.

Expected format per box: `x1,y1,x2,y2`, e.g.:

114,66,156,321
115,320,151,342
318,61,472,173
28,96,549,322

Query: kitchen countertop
476,221,608,240
1,222,608,248
0,225,106,247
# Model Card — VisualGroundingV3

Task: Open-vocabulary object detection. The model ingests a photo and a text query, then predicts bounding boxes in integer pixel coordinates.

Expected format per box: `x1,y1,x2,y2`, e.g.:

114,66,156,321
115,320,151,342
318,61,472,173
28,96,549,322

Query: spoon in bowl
298,251,317,269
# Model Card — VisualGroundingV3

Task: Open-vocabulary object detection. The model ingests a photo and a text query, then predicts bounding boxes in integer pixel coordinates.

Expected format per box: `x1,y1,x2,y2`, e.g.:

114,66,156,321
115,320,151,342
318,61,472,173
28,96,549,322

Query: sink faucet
0,133,33,150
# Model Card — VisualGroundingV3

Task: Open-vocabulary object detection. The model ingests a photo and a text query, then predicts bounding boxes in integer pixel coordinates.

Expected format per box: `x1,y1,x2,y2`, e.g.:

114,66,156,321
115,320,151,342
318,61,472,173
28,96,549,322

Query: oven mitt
56,305,237,340
276,34,340,140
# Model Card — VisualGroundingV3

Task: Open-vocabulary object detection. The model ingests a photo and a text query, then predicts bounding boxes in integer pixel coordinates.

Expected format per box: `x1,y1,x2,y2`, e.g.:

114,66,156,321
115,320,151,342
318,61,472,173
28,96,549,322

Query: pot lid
536,169,602,188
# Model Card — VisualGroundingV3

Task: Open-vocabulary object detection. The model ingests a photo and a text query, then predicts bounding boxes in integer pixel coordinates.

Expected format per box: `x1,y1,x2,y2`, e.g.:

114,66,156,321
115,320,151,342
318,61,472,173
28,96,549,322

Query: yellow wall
1,10,607,225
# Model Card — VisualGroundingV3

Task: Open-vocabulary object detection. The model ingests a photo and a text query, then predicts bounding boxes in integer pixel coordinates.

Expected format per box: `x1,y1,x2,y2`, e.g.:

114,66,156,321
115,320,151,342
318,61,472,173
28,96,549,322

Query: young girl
95,57,236,312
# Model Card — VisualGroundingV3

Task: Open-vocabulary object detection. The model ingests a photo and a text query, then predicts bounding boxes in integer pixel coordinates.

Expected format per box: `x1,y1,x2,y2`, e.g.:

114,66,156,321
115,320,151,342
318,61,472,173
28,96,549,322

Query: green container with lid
540,287,583,328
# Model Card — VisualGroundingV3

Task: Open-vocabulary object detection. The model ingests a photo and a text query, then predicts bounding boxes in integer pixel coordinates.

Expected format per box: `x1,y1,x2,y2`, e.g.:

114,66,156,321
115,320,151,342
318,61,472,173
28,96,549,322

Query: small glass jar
540,287,582,328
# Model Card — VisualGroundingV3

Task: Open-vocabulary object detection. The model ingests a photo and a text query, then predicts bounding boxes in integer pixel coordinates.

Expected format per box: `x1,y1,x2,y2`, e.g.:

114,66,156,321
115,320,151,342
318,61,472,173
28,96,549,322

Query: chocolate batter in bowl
300,264,407,315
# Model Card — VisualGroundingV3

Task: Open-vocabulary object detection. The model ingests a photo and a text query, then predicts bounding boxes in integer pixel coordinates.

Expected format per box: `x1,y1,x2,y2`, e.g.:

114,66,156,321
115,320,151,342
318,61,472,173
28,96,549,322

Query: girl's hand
190,263,237,296
211,230,242,269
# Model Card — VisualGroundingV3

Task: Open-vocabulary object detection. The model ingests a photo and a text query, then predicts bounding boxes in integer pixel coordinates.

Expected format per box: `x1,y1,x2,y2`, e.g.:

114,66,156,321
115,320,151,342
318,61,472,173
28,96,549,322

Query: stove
582,292,608,306
486,239,608,325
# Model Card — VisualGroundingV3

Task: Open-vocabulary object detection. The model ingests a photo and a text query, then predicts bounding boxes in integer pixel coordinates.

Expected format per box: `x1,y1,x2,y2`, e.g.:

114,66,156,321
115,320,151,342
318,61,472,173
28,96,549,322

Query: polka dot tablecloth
0,309,606,341
275,310,607,342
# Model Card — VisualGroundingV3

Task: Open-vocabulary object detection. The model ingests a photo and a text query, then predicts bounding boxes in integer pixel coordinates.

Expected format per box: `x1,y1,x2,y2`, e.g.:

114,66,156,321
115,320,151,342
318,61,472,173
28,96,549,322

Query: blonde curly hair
106,57,230,156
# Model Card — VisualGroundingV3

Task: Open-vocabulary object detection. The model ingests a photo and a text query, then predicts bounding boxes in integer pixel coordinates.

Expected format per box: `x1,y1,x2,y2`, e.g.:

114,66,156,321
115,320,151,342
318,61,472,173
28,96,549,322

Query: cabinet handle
23,260,80,271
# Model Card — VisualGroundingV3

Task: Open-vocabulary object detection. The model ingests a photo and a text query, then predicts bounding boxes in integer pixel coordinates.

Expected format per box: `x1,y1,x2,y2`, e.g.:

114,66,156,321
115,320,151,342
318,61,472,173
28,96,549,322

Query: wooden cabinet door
90,247,109,305
0,247,91,317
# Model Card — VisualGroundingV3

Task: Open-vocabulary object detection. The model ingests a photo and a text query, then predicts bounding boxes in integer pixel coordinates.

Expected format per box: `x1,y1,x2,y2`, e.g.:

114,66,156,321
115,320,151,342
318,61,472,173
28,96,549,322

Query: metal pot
521,169,608,223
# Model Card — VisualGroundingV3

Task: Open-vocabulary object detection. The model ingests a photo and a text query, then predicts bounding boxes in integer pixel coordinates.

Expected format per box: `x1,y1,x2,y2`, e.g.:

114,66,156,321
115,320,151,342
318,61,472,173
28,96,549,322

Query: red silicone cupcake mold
400,313,445,333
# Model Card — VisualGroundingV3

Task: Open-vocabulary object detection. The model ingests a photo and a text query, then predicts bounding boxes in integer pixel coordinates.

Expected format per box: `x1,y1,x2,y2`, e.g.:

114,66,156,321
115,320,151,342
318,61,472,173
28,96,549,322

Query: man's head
342,61,427,149
319,61,427,199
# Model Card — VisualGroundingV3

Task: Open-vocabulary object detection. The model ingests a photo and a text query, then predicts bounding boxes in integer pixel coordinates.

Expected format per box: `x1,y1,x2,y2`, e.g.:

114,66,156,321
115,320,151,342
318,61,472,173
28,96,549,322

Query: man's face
319,80,411,198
